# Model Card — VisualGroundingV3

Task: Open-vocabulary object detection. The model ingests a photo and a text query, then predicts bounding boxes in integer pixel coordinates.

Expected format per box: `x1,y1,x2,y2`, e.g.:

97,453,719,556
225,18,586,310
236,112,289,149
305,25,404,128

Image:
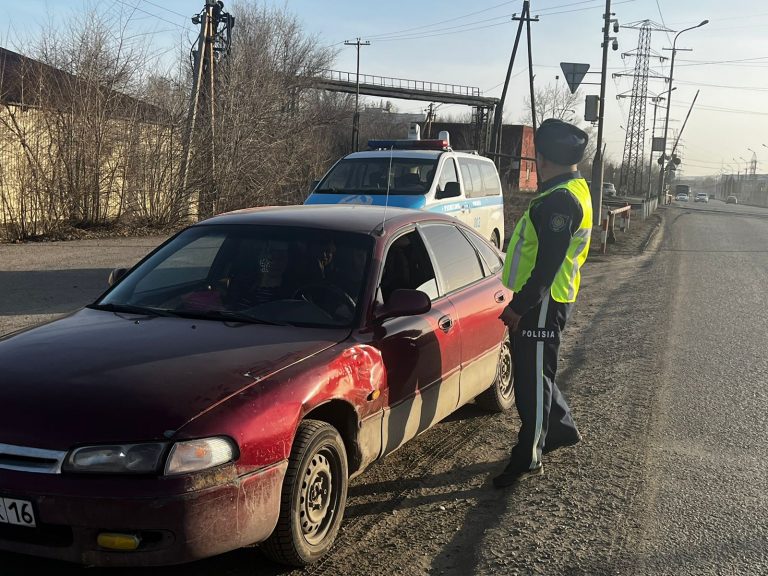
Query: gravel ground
1,215,671,575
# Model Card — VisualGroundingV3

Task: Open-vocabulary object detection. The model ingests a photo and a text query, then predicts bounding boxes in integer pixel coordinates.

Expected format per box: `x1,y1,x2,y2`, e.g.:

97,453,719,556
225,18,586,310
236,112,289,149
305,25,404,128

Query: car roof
342,149,489,161
196,204,459,236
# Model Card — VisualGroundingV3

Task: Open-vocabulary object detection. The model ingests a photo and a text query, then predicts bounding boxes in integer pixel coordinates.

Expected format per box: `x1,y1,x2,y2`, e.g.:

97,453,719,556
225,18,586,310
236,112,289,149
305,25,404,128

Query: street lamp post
647,87,676,201
656,19,708,203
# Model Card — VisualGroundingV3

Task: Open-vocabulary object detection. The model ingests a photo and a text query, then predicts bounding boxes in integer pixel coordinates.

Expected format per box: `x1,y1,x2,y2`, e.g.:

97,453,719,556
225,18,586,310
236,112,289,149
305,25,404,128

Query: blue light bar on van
367,139,450,151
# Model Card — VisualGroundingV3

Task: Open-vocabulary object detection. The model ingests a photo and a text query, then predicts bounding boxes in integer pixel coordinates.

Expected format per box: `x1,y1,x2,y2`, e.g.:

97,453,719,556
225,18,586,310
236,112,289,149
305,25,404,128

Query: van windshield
316,157,438,196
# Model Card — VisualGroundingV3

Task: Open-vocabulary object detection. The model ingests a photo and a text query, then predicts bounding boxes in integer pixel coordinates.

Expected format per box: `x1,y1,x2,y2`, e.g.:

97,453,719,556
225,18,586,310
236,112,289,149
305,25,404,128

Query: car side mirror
108,268,128,287
376,289,431,321
435,181,461,200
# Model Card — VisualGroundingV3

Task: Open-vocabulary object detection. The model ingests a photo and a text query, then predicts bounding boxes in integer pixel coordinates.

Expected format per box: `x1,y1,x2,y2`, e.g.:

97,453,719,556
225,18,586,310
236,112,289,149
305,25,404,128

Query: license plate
0,497,36,528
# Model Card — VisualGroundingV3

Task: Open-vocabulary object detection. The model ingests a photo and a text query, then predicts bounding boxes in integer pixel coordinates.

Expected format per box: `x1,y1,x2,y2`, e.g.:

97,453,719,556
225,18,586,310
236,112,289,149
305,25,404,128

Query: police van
304,128,505,248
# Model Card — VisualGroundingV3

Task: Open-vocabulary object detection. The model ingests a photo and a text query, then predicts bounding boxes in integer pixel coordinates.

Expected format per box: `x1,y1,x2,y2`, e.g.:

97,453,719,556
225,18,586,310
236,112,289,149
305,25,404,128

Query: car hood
0,308,348,450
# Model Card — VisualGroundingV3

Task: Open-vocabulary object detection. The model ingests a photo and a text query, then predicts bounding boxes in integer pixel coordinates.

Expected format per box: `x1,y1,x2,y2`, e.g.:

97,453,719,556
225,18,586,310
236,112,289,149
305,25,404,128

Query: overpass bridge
313,69,499,109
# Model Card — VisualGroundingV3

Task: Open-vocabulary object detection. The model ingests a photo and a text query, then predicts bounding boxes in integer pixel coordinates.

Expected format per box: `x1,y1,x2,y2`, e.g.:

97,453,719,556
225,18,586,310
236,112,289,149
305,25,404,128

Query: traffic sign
560,62,590,94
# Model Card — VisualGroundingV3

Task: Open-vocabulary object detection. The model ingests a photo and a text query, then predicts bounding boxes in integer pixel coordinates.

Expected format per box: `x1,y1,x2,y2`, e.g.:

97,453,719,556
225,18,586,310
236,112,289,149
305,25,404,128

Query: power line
364,0,518,40
137,0,189,19
365,0,601,41
673,79,768,92
112,0,195,32
654,0,674,45
372,14,512,41
670,102,768,117
371,0,636,43
375,20,511,42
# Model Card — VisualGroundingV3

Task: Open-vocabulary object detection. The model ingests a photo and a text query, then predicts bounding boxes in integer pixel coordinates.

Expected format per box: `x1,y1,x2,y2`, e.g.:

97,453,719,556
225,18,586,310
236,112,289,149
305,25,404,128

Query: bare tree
199,3,347,213
519,82,582,125
0,4,180,239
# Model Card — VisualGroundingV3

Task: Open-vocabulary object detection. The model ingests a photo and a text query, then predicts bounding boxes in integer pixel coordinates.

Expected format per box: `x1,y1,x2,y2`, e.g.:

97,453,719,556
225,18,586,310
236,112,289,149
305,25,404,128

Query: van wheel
476,336,514,412
490,229,501,249
262,420,348,566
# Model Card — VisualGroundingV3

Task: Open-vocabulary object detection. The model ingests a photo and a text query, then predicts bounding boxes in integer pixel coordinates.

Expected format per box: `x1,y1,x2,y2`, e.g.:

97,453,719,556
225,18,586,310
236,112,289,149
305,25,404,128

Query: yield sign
560,62,590,94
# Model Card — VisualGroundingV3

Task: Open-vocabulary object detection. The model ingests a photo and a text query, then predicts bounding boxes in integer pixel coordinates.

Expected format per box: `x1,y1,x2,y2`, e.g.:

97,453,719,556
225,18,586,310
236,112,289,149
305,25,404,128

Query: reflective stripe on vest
502,178,592,303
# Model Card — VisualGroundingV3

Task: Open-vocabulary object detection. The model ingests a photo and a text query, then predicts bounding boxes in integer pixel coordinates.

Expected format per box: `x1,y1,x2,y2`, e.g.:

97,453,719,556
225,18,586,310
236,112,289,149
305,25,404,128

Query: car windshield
316,157,438,196
95,225,373,328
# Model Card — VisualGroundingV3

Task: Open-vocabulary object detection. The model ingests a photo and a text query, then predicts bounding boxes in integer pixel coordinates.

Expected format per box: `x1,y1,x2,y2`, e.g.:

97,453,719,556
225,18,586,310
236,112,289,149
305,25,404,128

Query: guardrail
600,204,632,254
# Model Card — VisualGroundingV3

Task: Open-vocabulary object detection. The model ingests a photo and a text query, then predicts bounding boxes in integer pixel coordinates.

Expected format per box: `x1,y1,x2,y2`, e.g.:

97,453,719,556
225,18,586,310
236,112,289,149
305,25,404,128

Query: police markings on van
305,129,505,248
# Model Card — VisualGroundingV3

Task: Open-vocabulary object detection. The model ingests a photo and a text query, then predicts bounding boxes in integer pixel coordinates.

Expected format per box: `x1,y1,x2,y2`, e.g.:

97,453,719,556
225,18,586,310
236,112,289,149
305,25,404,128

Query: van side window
437,159,459,193
466,161,485,198
479,161,501,197
458,159,475,197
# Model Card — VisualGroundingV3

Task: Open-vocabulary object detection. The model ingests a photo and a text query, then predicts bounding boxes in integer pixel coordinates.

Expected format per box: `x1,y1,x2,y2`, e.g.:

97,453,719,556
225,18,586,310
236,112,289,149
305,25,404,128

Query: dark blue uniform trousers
508,295,579,472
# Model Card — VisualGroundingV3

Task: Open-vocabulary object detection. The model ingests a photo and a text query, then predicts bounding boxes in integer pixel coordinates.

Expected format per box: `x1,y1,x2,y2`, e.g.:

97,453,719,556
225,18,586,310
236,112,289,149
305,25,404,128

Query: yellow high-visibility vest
502,177,592,303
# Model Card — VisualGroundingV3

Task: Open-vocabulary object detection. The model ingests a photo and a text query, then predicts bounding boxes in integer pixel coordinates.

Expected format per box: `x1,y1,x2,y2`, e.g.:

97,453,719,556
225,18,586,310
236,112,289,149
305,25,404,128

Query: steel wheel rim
299,447,340,545
498,342,513,400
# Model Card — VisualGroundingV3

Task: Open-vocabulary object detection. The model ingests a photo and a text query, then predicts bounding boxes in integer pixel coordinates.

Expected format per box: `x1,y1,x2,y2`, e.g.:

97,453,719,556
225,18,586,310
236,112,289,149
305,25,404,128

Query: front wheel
262,420,348,566
475,336,514,412
490,229,501,249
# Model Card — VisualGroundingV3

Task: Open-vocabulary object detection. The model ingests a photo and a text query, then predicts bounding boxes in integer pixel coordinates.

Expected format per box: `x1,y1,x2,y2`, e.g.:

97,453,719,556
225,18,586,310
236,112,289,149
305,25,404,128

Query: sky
2,0,767,177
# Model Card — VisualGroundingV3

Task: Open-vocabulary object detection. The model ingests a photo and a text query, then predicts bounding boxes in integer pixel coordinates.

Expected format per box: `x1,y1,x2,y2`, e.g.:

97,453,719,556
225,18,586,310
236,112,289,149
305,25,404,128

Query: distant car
0,205,514,567
694,192,708,203
726,195,738,204
675,193,689,202
603,182,617,197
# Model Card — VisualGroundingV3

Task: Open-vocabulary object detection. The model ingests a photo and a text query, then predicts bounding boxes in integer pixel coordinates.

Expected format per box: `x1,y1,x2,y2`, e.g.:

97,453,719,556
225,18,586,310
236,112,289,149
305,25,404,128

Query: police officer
493,118,592,488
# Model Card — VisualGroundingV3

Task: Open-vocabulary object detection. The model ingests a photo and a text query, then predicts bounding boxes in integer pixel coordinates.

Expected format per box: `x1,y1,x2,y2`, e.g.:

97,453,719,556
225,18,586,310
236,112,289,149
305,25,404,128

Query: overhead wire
112,0,195,32
365,0,602,41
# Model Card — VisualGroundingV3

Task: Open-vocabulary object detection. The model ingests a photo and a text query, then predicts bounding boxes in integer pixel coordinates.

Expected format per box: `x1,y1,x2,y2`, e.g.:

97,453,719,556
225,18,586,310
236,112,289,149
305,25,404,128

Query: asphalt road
630,199,768,574
0,200,766,574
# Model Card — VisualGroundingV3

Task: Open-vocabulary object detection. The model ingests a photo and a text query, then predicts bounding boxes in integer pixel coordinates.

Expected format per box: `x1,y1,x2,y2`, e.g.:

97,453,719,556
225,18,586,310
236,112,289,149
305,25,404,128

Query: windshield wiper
171,309,289,326
88,303,177,317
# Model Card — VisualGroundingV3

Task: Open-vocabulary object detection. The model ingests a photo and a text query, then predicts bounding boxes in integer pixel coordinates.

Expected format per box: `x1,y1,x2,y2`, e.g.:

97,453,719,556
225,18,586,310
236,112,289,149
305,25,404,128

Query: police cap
534,118,588,165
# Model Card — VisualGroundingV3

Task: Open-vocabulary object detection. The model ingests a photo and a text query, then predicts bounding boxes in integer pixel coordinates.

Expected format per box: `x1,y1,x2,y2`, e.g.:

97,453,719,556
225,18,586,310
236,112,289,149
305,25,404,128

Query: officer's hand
499,306,521,333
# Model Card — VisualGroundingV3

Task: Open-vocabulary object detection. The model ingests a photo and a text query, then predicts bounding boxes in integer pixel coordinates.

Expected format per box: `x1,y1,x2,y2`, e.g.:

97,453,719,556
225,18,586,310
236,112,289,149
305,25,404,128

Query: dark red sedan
0,205,513,567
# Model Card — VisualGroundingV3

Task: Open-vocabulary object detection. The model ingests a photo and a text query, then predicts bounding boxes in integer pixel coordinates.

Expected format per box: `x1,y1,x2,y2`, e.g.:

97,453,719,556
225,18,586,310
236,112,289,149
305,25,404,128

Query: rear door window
466,161,485,198
458,159,476,197
479,161,501,197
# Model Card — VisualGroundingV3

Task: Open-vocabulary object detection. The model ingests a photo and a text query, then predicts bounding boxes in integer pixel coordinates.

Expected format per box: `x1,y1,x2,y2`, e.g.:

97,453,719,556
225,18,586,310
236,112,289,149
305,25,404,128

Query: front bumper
0,461,287,567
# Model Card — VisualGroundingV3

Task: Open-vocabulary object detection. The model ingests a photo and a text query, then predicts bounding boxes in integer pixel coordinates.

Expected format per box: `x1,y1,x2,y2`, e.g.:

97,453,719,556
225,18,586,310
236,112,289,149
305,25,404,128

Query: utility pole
425,102,436,138
344,38,370,152
179,0,234,220
590,0,619,226
647,94,665,200
490,1,538,167
656,19,708,204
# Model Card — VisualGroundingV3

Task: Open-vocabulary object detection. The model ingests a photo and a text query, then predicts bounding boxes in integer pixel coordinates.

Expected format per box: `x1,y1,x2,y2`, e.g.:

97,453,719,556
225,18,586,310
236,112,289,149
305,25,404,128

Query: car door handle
438,315,453,333
494,291,506,303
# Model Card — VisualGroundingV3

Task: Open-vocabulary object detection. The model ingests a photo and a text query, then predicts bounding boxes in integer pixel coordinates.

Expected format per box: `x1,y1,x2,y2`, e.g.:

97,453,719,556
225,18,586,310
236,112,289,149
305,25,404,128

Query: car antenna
378,145,394,236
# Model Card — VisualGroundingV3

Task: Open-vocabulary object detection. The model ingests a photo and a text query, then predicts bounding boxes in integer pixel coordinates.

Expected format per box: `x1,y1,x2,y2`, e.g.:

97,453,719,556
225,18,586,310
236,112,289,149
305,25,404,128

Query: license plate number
0,497,36,528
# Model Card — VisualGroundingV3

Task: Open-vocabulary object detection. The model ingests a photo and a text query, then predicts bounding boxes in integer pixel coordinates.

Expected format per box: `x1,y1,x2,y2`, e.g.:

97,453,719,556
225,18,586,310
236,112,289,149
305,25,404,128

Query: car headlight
164,437,236,476
64,443,167,474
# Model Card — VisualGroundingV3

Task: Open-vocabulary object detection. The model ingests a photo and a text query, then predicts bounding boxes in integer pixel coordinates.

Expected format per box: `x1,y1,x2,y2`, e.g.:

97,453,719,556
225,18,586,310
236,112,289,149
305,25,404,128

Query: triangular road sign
560,62,590,94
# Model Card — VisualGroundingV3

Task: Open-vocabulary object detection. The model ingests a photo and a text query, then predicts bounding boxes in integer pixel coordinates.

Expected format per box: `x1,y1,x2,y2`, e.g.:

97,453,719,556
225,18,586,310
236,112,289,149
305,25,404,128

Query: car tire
490,229,501,249
262,419,348,566
475,335,514,412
